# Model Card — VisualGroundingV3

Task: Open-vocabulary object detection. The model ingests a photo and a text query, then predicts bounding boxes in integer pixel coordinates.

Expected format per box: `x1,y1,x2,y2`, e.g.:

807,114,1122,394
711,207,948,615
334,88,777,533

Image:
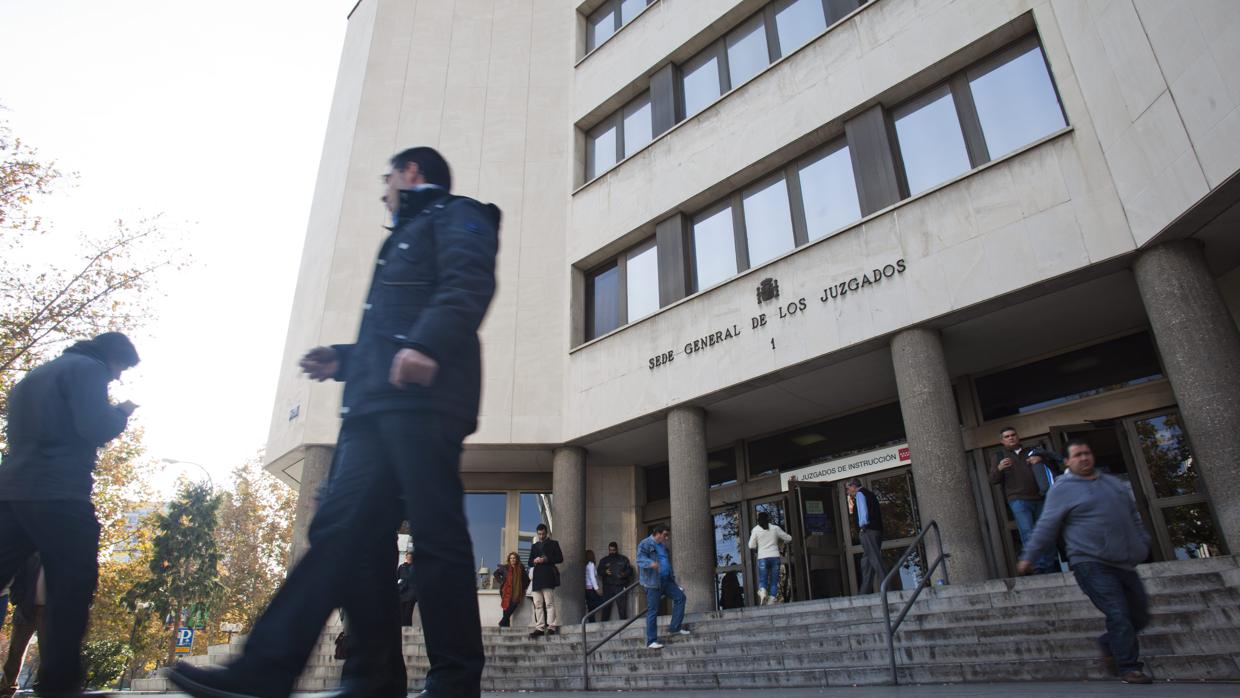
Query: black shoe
528,628,545,638
546,627,559,636
165,663,280,698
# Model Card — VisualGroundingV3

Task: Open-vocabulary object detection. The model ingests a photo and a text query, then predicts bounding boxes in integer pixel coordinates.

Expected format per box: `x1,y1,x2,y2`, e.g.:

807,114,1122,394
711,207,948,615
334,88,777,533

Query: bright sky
0,1,351,495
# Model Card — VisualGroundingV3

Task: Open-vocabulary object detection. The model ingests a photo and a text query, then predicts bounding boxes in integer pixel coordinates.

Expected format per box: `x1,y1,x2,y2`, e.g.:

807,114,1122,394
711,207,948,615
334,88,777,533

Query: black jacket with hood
0,340,130,501
332,187,500,427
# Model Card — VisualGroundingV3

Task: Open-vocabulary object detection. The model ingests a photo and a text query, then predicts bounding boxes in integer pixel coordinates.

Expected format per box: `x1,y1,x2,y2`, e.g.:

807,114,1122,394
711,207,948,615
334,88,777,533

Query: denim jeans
1010,498,1057,573
1072,562,1150,673
644,577,686,645
757,557,780,598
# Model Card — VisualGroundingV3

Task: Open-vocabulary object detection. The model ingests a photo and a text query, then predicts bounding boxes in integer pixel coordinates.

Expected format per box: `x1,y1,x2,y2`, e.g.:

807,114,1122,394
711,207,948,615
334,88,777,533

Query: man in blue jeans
635,524,690,649
1018,440,1153,685
990,427,1059,573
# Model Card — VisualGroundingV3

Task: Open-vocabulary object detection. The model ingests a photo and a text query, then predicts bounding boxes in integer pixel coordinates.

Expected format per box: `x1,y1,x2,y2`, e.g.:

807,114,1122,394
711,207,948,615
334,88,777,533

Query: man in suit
846,478,885,594
527,524,563,638
169,147,500,698
396,552,417,627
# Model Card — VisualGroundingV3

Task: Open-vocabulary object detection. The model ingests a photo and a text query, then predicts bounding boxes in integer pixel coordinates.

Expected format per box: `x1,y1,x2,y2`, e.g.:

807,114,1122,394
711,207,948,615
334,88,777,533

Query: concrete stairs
131,555,1240,692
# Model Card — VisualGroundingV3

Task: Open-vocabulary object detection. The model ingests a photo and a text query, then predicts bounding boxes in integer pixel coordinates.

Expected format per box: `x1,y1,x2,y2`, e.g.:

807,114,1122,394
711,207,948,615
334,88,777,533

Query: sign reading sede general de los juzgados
648,259,907,370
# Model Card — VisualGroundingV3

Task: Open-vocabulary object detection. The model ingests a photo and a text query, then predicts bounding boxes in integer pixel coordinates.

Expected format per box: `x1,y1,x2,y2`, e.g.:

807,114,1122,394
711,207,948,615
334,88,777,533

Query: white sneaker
673,628,691,636
768,596,779,605
647,641,664,649
757,588,768,605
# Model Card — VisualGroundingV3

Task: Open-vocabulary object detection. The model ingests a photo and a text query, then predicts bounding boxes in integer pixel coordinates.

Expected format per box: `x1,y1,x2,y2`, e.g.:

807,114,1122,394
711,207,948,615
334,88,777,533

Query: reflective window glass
464,493,506,589
798,144,861,240
893,86,971,195
622,93,653,158
774,0,827,55
586,121,617,180
714,507,741,567
692,205,737,290
1135,414,1199,499
969,45,1066,159
742,177,795,267
682,51,722,118
588,264,621,339
587,5,616,52
626,242,660,321
726,15,770,88
620,0,648,25
1163,503,1224,560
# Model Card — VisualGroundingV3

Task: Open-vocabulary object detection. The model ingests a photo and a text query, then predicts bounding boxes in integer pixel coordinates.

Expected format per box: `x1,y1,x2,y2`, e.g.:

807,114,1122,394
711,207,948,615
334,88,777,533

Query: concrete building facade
265,0,1240,625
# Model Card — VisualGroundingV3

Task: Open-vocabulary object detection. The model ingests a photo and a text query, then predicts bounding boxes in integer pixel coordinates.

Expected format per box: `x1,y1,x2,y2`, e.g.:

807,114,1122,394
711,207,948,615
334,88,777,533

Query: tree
0,113,183,441
126,481,223,665
207,457,297,648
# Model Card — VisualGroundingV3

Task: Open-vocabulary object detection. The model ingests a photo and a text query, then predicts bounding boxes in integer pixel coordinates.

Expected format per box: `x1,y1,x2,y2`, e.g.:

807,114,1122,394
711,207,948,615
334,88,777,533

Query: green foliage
81,639,133,689
126,481,223,664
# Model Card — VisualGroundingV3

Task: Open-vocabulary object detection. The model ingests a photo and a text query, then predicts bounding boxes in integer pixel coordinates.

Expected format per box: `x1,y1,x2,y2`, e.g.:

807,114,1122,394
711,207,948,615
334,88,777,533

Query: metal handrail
880,519,950,686
580,580,643,690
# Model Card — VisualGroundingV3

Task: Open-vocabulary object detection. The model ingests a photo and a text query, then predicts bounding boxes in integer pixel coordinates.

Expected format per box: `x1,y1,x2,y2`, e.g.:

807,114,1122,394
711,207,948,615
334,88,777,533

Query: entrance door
748,495,796,603
791,481,845,599
713,505,746,609
839,467,924,594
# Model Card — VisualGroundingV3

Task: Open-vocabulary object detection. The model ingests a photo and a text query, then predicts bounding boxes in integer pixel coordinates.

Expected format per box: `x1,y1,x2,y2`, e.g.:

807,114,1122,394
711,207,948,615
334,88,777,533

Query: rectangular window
773,0,827,56
586,4,617,53
586,120,618,181
587,264,621,340
797,142,861,240
622,93,653,158
625,240,660,322
692,204,738,290
620,0,649,25
682,49,722,118
968,43,1066,160
893,85,972,195
742,176,795,267
464,493,507,588
726,14,770,88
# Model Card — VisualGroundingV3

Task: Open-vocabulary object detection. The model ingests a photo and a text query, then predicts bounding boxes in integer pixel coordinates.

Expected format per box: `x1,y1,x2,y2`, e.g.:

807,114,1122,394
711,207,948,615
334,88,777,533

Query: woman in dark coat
493,552,527,628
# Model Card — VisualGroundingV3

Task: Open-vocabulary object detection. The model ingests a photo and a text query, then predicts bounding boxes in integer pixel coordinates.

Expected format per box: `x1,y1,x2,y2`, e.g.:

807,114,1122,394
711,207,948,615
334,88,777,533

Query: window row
584,0,868,181
586,0,655,54
583,35,1067,342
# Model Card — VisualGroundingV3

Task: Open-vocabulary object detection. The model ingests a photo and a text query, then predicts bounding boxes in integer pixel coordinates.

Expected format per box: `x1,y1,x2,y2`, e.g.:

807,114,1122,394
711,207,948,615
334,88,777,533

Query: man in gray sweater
1018,439,1153,685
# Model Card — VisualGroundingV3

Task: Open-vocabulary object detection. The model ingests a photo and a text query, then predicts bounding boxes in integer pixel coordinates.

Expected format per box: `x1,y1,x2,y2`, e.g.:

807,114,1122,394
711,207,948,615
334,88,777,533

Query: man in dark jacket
396,551,417,627
0,332,138,697
169,147,499,698
845,478,885,594
527,524,563,638
989,427,1060,573
597,541,633,620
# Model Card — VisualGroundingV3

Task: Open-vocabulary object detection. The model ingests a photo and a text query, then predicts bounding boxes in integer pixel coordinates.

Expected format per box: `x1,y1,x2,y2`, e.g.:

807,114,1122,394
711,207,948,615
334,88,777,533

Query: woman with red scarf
493,551,527,628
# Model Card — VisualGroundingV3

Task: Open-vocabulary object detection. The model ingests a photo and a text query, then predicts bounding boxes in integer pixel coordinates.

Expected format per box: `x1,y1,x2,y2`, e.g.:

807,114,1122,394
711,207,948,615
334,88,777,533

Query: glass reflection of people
719,571,743,610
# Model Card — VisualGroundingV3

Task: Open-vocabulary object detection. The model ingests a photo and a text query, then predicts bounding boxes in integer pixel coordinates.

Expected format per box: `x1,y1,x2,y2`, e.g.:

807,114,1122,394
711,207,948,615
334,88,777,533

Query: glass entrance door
840,467,925,594
748,495,795,603
713,505,746,609
792,481,845,599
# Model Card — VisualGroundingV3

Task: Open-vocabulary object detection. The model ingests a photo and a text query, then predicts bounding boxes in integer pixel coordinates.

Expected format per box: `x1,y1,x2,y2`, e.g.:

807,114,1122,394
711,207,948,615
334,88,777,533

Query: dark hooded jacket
0,340,130,501
332,187,500,426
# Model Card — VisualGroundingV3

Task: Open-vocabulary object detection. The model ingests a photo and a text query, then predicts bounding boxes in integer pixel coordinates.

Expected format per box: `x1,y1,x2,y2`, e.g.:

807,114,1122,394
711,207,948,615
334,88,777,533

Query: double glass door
839,467,925,594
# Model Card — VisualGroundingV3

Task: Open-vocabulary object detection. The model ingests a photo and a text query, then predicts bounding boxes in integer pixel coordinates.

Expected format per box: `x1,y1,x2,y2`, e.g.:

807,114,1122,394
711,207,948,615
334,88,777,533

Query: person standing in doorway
1018,440,1153,685
0,332,139,697
597,542,633,621
493,552,527,628
527,523,563,638
584,550,603,622
396,552,417,627
748,511,792,605
990,427,1060,574
846,479,885,594
636,524,690,649
169,147,500,698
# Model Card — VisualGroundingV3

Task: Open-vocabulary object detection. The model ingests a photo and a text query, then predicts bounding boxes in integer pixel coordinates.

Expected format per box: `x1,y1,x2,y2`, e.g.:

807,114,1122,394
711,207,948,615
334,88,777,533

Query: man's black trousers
232,411,484,697
859,529,885,594
599,585,629,620
0,500,99,693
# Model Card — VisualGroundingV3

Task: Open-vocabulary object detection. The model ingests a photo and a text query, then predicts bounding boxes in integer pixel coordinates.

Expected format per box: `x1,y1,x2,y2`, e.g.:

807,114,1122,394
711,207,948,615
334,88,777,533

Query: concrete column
287,445,333,569
891,328,989,583
667,406,715,613
1134,240,1240,553
552,446,587,625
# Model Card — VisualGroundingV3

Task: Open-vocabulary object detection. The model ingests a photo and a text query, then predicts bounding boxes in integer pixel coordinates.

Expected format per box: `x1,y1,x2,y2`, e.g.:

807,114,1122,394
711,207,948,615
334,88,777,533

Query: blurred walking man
1018,440,1153,684
169,147,500,698
0,332,139,697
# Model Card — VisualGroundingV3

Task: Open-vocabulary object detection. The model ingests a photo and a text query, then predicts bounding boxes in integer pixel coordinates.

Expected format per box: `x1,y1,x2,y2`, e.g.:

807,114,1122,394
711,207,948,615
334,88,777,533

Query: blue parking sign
174,627,194,654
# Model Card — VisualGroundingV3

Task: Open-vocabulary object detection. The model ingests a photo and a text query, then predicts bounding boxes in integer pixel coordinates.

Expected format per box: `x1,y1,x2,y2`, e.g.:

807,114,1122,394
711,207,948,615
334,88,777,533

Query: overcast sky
0,1,351,494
